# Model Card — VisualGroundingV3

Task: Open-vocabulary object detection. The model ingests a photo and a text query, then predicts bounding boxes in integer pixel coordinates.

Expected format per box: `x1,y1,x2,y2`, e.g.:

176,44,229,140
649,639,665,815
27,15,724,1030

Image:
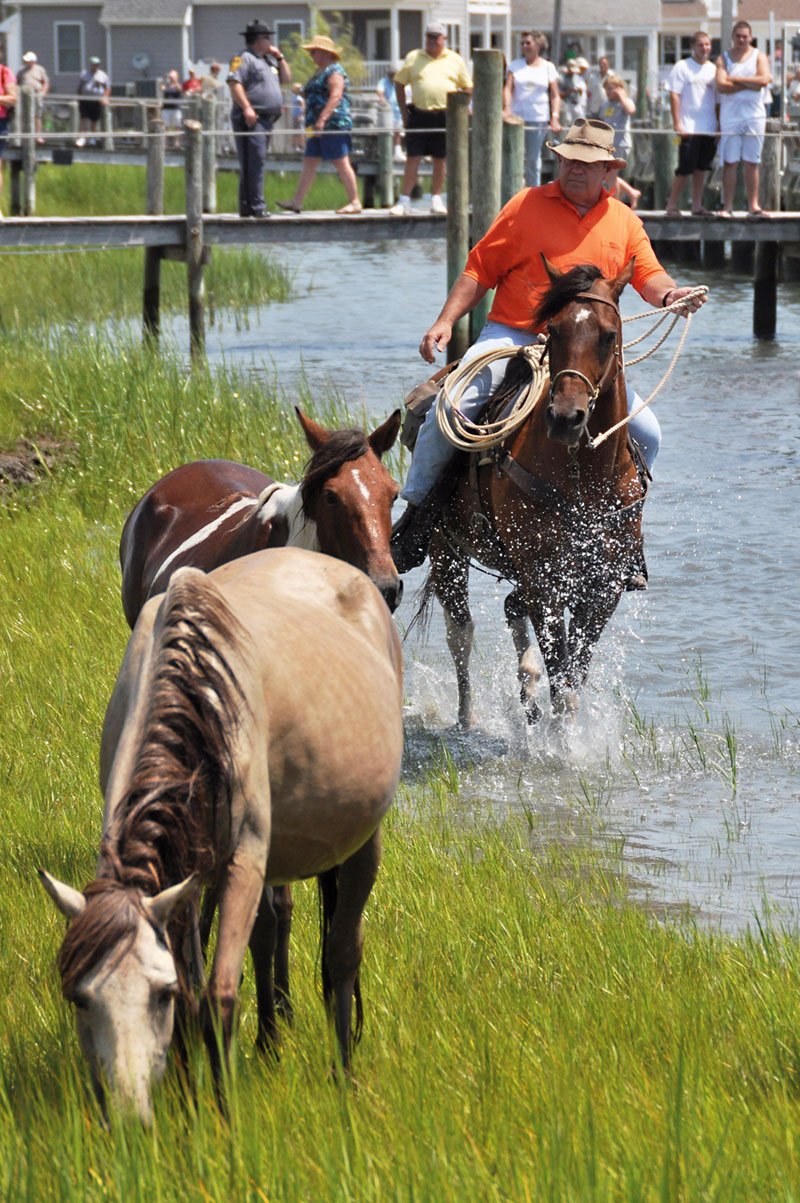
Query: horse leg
320,828,381,1074
202,853,264,1086
567,587,621,693
248,886,280,1056
272,884,294,1024
504,588,543,724
524,593,575,718
430,540,474,728
198,883,217,955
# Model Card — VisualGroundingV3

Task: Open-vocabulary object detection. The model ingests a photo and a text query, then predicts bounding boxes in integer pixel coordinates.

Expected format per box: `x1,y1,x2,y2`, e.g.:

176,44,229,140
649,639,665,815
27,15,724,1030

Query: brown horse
428,258,647,727
120,406,403,625
118,406,402,1032
40,549,404,1121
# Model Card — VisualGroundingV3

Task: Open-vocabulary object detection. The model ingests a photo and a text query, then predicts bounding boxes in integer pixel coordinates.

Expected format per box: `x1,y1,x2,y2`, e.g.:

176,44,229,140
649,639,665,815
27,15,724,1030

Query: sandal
336,201,363,214
716,209,733,219
665,207,682,217
276,199,301,213
691,207,715,217
747,208,772,219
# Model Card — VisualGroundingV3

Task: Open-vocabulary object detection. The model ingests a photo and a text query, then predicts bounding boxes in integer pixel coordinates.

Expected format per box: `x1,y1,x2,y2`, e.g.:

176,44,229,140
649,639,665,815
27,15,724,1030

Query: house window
623,35,648,73
275,20,303,54
661,34,677,65
56,22,83,75
447,24,461,54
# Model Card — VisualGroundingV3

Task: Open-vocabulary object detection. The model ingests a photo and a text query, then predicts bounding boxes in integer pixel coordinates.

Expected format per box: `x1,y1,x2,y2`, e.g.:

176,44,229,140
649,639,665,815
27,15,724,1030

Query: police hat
240,19,274,39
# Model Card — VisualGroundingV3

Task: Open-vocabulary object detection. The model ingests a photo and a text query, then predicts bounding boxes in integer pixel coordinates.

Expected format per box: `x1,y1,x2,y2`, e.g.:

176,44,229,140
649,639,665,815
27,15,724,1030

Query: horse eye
155,985,177,1009
323,490,339,507
73,994,89,1012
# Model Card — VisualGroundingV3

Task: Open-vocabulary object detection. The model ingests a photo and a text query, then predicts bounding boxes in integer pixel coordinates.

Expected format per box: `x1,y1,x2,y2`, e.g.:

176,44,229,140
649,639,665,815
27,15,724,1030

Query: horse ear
295,406,331,452
541,254,563,283
142,875,200,929
368,409,401,458
610,256,636,298
38,869,87,920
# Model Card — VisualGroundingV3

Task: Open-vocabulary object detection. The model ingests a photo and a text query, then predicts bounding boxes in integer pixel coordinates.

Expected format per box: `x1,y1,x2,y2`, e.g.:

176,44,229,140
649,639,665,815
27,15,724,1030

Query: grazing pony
40,548,403,1122
428,258,647,726
120,406,403,623
118,406,402,1028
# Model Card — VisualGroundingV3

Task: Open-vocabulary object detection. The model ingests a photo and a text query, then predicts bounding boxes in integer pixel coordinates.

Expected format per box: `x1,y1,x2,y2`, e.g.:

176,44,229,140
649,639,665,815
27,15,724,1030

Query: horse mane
300,428,369,518
58,573,247,998
533,263,605,328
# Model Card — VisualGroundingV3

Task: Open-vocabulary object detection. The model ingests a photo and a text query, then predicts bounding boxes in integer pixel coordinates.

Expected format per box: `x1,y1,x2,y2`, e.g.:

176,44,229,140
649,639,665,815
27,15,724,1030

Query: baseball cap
425,21,447,37
89,55,101,64
22,51,37,63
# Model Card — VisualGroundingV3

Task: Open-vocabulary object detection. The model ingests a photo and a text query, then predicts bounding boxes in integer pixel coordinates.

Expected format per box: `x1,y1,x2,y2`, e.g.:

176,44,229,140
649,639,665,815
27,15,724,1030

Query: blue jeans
402,321,661,506
523,124,549,188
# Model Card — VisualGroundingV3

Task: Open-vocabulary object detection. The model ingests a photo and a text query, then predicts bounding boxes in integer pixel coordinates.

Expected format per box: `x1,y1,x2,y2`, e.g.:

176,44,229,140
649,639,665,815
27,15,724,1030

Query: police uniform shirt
228,48,283,119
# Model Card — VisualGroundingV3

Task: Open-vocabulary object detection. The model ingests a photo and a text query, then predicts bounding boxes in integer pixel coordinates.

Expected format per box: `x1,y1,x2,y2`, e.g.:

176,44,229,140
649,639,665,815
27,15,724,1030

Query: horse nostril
384,578,403,612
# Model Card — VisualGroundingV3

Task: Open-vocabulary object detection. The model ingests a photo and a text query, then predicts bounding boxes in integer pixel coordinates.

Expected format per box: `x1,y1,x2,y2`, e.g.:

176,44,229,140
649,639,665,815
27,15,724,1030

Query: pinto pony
120,406,403,624
428,258,647,727
40,549,404,1122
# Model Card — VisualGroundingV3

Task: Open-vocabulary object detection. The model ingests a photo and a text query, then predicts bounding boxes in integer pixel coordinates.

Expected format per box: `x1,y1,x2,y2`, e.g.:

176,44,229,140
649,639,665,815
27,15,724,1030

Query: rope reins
435,286,709,454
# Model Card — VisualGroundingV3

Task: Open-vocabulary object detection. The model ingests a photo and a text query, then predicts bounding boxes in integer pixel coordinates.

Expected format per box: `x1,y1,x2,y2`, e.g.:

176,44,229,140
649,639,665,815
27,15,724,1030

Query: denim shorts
305,130,352,161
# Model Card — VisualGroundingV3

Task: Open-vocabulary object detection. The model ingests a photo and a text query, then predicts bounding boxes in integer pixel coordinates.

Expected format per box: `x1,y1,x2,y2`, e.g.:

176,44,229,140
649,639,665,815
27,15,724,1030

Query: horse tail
317,868,364,1049
406,569,437,642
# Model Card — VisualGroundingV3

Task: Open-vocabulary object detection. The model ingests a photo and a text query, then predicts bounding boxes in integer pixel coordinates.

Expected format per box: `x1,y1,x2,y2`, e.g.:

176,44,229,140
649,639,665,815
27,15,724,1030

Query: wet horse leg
320,828,382,1073
504,588,543,724
430,539,474,728
567,585,622,693
523,588,575,717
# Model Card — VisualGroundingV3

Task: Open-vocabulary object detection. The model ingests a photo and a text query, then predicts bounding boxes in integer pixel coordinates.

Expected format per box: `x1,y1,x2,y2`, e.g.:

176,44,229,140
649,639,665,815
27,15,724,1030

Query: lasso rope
435,285,709,454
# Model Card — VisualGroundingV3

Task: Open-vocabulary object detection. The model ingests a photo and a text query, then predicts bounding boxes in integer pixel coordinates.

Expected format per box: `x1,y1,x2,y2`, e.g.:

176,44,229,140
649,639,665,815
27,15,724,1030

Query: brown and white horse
120,406,403,625
427,259,646,727
40,548,404,1122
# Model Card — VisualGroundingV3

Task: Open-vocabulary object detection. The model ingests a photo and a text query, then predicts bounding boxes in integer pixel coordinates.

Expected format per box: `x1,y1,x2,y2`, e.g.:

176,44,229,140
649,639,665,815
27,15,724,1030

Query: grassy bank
2,339,800,1198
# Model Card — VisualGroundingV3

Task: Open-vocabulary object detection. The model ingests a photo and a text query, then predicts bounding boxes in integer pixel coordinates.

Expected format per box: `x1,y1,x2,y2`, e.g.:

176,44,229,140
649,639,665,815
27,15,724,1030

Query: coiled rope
435,285,709,454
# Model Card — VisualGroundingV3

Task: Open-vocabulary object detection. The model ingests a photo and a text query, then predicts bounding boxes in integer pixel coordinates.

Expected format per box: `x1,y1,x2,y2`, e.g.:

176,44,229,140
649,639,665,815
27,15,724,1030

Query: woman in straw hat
277,36,362,214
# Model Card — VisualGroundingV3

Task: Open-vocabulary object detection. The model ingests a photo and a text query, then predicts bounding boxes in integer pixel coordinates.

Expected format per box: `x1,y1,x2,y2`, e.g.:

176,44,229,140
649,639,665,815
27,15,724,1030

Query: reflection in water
166,240,800,930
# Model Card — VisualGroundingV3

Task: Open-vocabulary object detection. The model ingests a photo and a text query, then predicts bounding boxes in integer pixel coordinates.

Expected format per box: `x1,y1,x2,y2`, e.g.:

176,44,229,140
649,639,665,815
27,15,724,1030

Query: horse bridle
546,292,623,419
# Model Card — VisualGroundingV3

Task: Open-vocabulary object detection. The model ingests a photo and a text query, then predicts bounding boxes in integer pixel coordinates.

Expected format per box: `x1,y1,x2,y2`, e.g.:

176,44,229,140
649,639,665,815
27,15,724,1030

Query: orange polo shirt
464,181,664,331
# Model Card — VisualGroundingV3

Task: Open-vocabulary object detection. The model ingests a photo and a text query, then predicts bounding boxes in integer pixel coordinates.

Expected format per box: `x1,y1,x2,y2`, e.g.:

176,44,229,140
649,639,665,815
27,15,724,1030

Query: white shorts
162,107,182,130
719,131,764,164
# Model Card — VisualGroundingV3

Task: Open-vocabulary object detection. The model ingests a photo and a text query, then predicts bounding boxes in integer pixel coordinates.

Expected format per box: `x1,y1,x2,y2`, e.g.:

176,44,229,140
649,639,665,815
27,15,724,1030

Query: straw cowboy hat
547,118,627,168
302,35,342,58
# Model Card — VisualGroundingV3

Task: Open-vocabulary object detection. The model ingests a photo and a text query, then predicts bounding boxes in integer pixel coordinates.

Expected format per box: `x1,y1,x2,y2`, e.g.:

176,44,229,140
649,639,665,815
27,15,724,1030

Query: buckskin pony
427,258,647,727
40,548,404,1122
118,405,402,1029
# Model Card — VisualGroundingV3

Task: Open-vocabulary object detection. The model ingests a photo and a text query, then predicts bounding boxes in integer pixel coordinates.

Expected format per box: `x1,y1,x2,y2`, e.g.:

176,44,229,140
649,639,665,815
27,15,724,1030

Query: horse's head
39,870,197,1124
296,407,403,612
537,257,634,450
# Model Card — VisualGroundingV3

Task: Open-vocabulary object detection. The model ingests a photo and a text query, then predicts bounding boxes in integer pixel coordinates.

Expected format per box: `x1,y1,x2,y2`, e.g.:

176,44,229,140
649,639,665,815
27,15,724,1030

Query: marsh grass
3,342,800,1197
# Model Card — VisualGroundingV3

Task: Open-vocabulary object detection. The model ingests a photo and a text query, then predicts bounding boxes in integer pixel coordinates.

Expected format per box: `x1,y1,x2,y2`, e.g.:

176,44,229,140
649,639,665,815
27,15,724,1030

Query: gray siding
193,5,307,64
399,10,423,56
21,5,103,92
110,25,183,87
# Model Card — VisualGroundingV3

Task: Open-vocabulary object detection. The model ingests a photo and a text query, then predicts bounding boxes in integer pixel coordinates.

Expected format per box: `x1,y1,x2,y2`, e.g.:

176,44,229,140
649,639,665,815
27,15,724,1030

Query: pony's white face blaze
574,307,592,324
73,918,178,1123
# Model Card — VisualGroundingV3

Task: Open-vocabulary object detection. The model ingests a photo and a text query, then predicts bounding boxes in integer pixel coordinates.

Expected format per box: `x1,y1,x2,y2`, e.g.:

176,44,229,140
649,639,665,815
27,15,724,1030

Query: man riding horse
391,118,707,585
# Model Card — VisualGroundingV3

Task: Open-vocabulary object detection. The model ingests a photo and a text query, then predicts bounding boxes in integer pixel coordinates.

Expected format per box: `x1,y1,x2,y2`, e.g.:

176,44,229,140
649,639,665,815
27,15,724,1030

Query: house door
366,19,391,62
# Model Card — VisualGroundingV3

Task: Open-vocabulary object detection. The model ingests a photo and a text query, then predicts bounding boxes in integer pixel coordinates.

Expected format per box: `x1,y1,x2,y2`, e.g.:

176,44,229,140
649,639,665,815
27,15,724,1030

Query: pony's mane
58,880,140,1001
533,263,605,328
300,428,369,518
99,572,247,897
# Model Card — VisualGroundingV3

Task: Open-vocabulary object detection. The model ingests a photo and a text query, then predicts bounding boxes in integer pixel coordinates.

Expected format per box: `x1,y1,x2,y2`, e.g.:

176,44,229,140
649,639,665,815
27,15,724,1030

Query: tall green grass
2,339,800,1197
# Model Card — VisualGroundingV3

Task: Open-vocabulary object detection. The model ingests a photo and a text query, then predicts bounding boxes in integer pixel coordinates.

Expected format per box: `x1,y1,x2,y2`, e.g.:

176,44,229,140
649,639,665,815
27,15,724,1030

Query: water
166,238,800,931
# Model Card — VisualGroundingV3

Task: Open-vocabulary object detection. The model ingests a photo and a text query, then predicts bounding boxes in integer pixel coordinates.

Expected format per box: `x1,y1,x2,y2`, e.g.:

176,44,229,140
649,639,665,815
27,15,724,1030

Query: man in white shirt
664,31,718,216
502,30,561,187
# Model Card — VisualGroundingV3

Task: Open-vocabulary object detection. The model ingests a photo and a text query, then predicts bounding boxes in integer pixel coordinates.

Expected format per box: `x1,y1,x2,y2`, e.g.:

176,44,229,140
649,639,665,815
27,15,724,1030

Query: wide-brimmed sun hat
547,118,627,168
302,35,342,58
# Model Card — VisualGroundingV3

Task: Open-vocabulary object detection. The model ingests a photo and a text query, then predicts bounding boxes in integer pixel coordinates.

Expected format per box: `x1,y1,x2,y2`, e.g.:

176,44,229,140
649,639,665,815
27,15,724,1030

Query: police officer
228,19,291,217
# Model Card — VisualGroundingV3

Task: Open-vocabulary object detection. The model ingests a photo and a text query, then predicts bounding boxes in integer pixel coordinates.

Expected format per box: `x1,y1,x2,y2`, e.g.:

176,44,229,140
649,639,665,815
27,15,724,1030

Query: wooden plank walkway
1,211,799,250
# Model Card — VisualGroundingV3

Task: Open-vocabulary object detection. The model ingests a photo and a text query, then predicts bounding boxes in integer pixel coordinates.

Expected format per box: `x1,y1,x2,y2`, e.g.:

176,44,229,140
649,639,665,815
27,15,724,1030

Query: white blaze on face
350,467,371,504
574,308,592,324
74,919,178,1124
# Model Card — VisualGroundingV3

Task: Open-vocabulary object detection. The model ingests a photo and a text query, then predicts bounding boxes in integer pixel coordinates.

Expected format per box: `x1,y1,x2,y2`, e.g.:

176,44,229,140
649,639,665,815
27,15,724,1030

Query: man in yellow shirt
390,22,472,215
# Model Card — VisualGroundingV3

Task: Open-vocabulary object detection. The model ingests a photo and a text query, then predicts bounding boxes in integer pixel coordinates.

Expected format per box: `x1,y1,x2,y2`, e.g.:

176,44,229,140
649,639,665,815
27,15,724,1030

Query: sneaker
75,137,86,147
389,196,410,216
393,146,406,162
430,194,447,215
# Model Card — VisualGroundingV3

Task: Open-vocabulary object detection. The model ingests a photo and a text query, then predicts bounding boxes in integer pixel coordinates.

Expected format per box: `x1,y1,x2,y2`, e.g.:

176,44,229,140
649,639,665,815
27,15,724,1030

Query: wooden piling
20,85,36,215
446,91,471,361
101,104,113,152
652,126,676,211
501,117,524,206
143,118,166,342
184,119,205,358
470,49,504,340
753,119,781,339
376,103,394,208
201,95,217,213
